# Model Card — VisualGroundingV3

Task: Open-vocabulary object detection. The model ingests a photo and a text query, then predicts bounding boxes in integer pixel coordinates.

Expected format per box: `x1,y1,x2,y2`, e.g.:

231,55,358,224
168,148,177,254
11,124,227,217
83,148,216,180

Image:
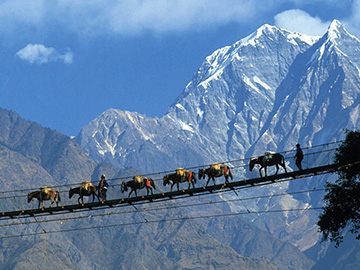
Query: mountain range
74,19,360,268
0,108,282,269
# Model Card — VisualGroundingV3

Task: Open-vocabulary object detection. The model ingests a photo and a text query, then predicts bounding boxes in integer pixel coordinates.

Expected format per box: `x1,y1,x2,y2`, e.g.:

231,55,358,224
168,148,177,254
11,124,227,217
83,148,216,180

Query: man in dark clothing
294,144,304,170
98,174,109,201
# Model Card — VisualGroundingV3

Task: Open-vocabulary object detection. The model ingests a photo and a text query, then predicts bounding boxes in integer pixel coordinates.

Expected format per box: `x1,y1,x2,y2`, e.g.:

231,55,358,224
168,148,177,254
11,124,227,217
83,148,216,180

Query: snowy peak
323,19,360,51
259,20,360,152
192,24,319,88
238,24,318,49
308,20,360,68
327,20,343,39
75,108,165,165
326,20,354,42
96,109,159,127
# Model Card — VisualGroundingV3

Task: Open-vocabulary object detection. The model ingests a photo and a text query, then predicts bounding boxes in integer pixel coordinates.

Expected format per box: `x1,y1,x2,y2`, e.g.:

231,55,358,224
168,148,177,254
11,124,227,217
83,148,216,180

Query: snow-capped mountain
250,20,360,154
75,23,319,170
75,20,360,253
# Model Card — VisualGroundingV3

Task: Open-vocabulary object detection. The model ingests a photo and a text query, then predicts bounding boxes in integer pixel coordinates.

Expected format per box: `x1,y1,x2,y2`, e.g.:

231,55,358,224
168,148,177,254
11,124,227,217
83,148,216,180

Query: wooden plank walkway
0,163,340,220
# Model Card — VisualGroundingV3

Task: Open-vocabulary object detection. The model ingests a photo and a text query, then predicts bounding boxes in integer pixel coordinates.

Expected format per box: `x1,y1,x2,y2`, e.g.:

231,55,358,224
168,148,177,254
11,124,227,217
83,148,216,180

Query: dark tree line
318,130,360,247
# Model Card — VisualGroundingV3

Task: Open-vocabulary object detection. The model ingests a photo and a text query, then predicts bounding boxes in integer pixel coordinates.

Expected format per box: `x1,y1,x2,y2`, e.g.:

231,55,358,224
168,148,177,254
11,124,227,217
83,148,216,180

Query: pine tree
318,130,360,247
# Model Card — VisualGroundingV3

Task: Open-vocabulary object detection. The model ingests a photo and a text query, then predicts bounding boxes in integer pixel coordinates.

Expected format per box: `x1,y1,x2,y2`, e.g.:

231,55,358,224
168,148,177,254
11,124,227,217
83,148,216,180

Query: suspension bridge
0,141,344,221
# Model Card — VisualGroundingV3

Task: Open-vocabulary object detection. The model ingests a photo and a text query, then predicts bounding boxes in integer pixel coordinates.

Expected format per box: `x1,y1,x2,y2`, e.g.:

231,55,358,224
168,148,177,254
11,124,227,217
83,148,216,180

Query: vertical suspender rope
232,189,251,213
131,204,149,223
43,233,47,270
32,216,47,270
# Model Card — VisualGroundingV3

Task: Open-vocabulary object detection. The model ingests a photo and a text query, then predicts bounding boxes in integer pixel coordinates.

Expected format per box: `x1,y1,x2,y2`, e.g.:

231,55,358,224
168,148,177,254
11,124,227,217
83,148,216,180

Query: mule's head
27,193,33,203
190,171,197,184
249,158,257,172
121,182,127,193
69,188,74,199
163,175,169,186
198,169,205,179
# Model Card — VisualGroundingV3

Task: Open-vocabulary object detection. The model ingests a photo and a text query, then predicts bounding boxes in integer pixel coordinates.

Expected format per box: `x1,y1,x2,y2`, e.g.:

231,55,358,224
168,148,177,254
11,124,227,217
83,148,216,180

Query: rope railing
0,141,343,213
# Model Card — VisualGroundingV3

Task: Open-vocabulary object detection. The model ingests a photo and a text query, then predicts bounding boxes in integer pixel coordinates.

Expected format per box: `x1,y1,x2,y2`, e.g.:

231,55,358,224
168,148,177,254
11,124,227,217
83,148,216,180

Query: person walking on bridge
98,174,109,201
294,143,303,170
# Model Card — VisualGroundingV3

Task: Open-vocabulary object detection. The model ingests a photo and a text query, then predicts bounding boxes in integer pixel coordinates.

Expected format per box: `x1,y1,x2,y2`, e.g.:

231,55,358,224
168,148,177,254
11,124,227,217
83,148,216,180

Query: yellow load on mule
134,175,144,184
210,163,221,171
176,168,186,177
81,181,94,191
40,186,51,195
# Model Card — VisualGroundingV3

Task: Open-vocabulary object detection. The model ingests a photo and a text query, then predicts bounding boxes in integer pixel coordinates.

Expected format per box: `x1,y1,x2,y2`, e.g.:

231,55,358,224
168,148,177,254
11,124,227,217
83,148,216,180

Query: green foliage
318,130,360,247
334,130,360,180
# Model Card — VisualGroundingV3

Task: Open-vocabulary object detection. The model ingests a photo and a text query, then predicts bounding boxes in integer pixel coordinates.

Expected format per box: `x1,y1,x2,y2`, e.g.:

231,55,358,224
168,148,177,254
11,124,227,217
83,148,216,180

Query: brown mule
198,163,233,186
28,188,61,208
69,185,99,204
163,169,197,192
121,176,156,198
249,152,287,177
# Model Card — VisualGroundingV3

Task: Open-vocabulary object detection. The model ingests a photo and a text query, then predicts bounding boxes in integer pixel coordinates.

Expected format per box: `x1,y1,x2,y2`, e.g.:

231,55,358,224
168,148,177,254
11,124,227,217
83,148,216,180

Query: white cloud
274,9,330,36
0,0,264,36
15,44,73,65
0,0,45,34
105,0,258,34
0,0,358,38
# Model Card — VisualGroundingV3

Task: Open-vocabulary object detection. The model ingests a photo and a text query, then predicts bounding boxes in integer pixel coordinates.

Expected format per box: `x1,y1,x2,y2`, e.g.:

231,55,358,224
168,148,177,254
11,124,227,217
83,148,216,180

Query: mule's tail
281,154,287,172
228,166,234,180
151,180,156,189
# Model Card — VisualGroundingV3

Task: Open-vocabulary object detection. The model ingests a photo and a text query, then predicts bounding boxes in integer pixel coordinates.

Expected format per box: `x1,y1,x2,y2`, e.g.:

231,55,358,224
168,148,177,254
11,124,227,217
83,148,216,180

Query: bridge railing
0,141,342,214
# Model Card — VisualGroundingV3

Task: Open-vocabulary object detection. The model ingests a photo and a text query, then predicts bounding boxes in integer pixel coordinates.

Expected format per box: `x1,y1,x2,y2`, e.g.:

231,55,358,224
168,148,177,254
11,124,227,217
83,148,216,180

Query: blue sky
0,0,359,136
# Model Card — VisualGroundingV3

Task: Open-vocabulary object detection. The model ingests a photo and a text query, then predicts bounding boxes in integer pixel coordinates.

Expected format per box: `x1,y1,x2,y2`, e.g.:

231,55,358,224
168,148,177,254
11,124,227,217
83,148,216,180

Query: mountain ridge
0,107,285,269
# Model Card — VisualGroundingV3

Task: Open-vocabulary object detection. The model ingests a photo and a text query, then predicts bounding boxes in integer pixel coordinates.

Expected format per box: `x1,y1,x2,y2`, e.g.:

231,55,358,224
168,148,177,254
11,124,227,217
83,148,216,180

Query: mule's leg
128,189,133,198
259,167,263,177
225,174,229,183
177,182,180,191
192,180,195,189
206,177,211,187
275,164,279,175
